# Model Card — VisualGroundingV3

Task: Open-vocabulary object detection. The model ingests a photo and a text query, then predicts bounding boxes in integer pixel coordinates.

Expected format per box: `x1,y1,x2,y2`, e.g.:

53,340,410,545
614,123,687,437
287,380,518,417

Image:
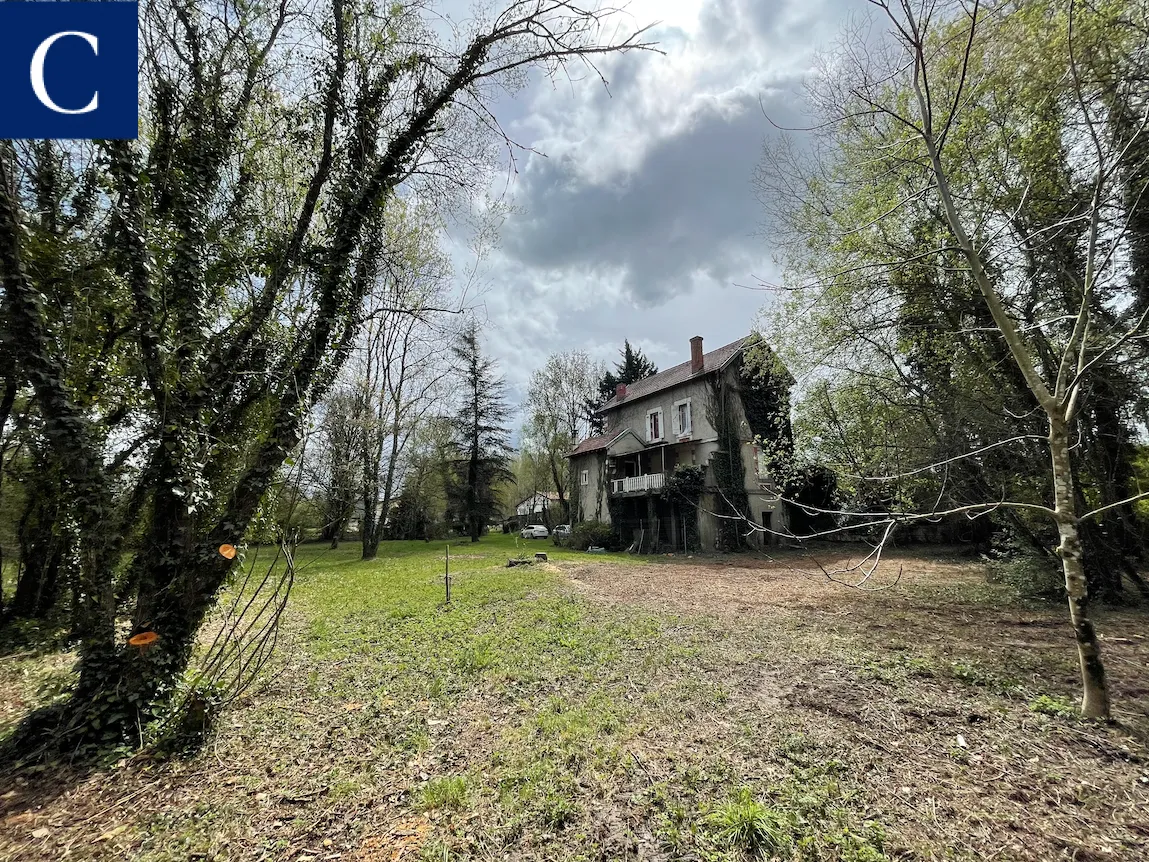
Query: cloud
442,0,856,418
502,86,800,306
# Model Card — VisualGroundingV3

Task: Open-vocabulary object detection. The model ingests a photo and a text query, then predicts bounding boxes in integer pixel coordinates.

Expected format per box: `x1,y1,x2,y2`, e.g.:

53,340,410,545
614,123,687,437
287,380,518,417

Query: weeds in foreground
1029,694,1077,718
649,753,889,861
419,776,469,811
704,787,790,856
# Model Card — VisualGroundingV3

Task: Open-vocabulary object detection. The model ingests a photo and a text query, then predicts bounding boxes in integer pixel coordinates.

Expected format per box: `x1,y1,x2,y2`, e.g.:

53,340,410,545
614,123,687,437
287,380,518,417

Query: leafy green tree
311,390,364,549
390,417,454,541
523,350,604,520
757,0,1149,718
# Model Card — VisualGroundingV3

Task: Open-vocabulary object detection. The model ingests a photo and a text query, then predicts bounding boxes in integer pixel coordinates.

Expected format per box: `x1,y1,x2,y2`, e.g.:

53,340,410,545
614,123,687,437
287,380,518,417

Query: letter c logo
30,31,99,115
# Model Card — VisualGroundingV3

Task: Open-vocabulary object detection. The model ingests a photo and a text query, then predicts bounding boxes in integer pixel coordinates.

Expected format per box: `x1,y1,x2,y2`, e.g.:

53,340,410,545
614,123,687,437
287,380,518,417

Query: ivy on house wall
595,456,609,522
569,468,581,522
607,493,626,532
739,336,795,472
706,376,751,552
741,335,839,536
662,464,704,551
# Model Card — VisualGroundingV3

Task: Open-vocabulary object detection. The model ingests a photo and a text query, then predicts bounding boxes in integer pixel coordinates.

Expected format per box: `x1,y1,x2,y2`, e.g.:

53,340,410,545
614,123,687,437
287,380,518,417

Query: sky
439,0,856,422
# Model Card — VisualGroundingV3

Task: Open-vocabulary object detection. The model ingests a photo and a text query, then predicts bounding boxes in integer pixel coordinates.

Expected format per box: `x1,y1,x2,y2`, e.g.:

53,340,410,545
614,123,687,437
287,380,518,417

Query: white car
520,524,550,539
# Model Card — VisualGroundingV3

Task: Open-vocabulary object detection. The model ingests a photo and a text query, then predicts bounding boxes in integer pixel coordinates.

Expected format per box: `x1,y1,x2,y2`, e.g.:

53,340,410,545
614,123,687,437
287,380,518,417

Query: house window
674,398,692,437
580,469,589,486
646,408,663,442
755,445,770,478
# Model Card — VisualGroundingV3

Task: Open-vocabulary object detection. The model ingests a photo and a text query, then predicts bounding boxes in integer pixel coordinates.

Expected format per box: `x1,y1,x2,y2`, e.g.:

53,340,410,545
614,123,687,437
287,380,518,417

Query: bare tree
310,390,364,548
523,350,604,522
354,202,457,560
754,0,1149,719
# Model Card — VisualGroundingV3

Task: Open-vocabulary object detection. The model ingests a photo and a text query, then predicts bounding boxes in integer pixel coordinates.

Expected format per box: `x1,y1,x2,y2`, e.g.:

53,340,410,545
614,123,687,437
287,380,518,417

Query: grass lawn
1,534,1148,861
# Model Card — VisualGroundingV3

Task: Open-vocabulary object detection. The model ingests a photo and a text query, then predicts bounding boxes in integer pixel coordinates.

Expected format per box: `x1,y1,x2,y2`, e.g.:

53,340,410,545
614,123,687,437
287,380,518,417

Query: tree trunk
361,507,379,560
366,422,402,560
549,453,568,524
468,425,480,542
1049,419,1110,719
0,373,16,622
360,443,380,560
10,550,61,619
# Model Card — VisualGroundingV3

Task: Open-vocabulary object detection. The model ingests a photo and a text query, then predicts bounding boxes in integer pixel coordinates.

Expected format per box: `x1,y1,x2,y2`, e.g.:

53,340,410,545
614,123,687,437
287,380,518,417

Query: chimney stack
615,383,627,400
690,336,704,373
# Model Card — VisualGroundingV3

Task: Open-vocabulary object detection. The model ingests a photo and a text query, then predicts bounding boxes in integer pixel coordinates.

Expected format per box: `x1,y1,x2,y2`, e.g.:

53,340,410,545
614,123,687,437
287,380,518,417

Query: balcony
611,473,665,495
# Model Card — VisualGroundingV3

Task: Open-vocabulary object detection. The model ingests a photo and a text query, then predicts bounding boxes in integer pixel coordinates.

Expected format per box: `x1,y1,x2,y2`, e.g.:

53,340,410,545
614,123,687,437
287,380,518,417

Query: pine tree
447,323,514,542
587,340,659,434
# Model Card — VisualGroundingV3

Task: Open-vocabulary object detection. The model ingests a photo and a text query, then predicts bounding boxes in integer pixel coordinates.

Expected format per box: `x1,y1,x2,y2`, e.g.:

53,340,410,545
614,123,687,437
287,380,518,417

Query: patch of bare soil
560,547,1149,861
563,545,984,614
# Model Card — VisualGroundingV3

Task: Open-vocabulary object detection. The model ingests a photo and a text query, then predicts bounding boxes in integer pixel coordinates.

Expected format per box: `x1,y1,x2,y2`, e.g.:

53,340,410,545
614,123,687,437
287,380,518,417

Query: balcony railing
611,473,665,494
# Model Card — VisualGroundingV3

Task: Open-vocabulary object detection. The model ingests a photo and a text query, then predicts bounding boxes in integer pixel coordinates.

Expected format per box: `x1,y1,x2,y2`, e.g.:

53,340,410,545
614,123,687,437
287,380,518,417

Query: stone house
568,335,793,552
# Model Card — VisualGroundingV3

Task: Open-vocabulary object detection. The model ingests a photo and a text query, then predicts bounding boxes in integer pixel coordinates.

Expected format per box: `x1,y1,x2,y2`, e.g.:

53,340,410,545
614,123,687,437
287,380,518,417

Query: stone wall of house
603,377,718,445
571,450,609,524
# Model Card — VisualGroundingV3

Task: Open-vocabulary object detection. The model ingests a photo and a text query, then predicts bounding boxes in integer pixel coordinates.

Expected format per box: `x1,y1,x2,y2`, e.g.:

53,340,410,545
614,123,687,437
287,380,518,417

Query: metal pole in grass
445,544,451,604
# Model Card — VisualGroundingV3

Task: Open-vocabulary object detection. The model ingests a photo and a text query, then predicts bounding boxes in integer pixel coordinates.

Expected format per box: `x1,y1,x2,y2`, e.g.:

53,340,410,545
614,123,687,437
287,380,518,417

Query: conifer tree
587,340,659,434
446,323,513,542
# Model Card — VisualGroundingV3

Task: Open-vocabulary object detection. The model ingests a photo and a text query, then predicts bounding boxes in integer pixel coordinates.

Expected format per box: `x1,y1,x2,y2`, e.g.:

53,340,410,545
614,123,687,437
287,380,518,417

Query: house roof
568,428,648,457
599,336,750,412
515,491,560,507
569,430,623,456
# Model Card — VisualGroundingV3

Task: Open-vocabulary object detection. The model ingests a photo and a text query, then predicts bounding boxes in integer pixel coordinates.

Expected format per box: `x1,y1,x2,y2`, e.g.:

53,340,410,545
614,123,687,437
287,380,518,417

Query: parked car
551,524,571,544
520,524,550,539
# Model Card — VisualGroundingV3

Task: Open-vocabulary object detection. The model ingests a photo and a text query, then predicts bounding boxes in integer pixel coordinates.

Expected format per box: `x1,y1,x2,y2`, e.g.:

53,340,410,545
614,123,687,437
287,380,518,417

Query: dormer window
646,408,663,443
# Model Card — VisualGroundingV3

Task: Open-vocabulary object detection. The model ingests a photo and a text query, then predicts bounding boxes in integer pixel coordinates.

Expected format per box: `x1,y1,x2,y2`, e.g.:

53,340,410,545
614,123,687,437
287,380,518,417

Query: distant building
509,490,561,529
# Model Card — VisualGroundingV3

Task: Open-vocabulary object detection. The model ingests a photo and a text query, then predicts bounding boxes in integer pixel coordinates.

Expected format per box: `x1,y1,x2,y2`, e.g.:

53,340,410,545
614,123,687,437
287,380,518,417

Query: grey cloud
501,87,804,306
699,0,787,48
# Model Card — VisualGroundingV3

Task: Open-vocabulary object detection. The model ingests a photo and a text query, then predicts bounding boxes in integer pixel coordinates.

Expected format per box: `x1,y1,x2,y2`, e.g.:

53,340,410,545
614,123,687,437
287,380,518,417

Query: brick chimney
615,382,627,401
690,336,704,373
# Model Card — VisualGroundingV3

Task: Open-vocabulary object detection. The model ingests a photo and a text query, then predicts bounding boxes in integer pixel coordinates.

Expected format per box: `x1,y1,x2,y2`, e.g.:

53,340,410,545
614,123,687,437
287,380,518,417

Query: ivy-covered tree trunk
706,377,750,553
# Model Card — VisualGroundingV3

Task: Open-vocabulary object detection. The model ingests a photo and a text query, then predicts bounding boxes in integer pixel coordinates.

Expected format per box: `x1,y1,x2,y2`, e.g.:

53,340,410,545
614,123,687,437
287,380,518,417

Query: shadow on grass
0,610,73,659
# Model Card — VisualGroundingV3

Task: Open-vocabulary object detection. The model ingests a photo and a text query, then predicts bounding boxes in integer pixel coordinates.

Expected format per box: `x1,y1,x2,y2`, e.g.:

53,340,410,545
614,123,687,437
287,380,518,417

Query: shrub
147,677,229,755
1030,694,1076,718
569,521,615,551
987,551,1063,599
782,463,839,535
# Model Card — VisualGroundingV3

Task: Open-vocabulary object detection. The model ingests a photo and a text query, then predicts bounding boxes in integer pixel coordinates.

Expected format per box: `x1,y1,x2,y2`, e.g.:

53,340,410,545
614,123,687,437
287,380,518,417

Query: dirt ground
2,546,1148,861
567,547,1149,859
